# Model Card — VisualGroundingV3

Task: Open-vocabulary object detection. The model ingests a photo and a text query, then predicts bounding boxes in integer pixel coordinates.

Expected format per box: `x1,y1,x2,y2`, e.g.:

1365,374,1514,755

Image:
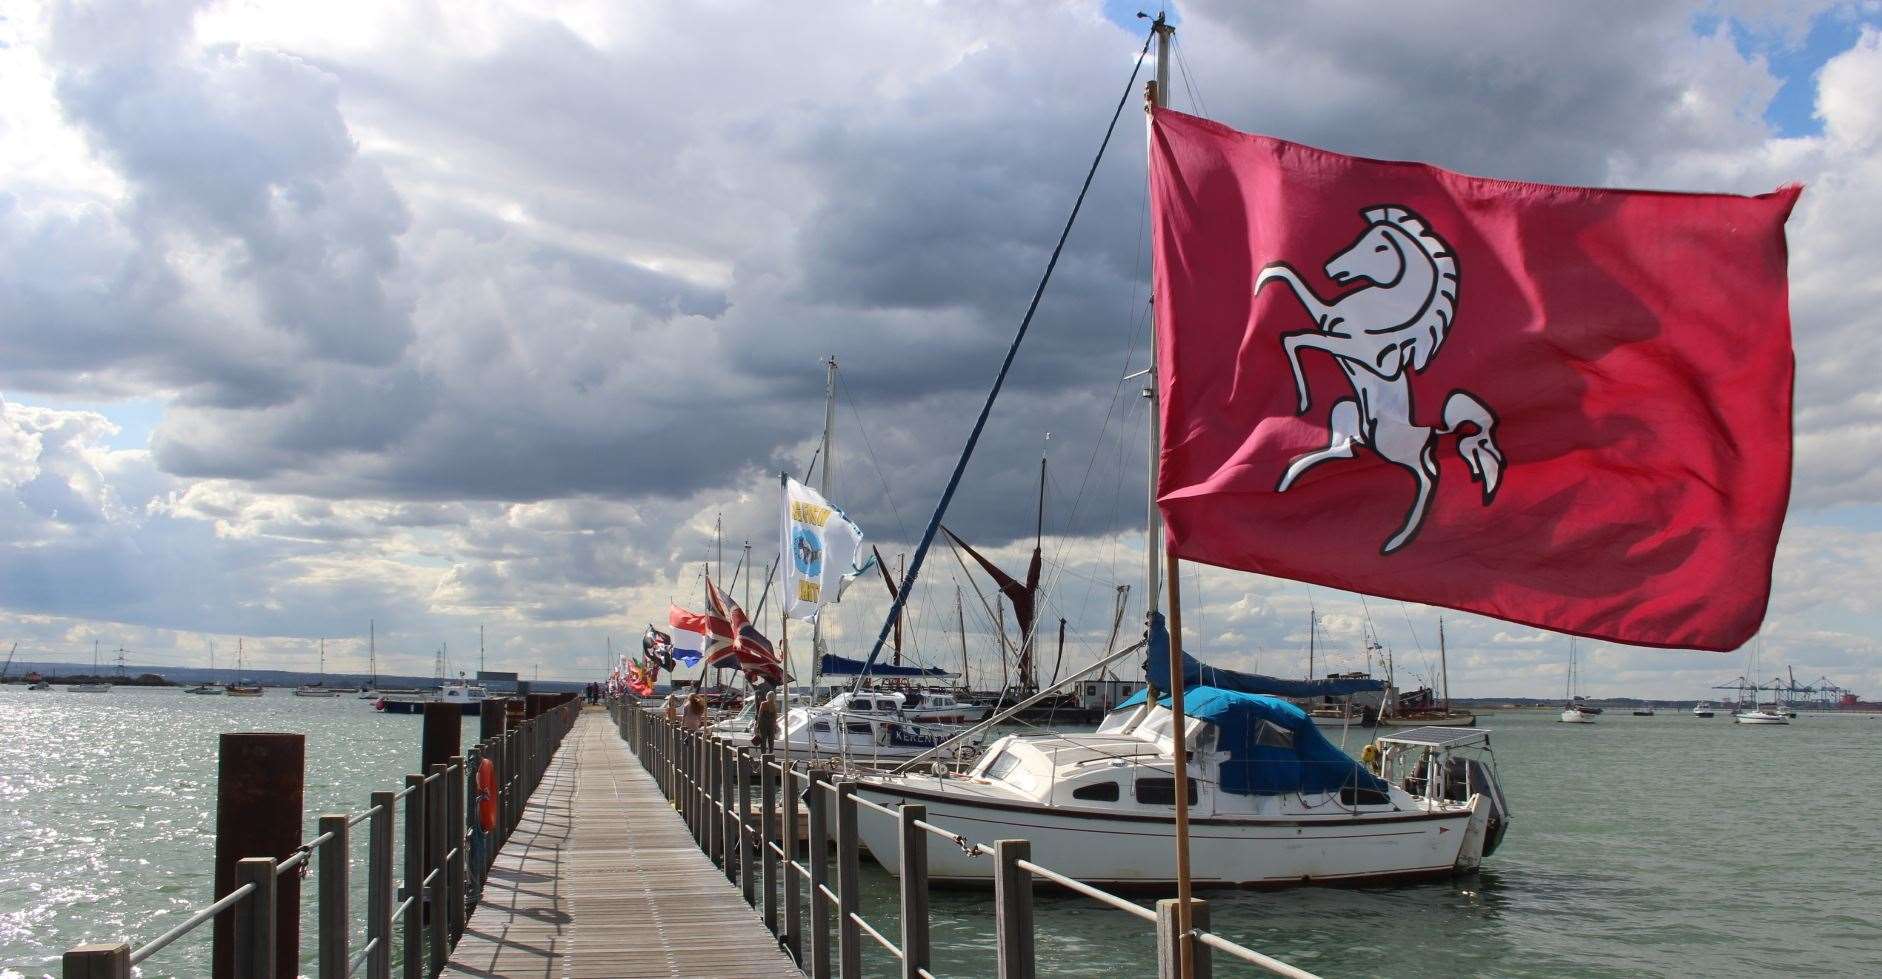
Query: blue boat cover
1115,685,1389,796
818,653,951,678
1142,612,1386,698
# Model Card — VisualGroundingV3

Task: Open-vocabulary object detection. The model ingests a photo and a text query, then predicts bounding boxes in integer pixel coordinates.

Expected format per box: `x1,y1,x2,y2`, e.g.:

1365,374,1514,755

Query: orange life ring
477,758,498,832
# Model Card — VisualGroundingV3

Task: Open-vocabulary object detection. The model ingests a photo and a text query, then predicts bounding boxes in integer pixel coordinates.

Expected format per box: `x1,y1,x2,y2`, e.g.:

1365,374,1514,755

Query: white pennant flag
780,476,873,621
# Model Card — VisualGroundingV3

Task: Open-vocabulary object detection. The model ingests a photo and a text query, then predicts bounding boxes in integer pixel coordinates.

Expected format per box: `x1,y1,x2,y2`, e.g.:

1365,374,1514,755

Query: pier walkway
444,711,797,978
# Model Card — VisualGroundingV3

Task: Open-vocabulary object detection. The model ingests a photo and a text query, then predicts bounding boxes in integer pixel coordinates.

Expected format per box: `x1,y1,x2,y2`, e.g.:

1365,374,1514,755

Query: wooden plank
444,711,798,979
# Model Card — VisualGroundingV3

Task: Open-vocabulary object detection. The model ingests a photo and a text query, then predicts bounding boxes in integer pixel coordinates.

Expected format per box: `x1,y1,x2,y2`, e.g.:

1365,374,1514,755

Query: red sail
1149,107,1798,651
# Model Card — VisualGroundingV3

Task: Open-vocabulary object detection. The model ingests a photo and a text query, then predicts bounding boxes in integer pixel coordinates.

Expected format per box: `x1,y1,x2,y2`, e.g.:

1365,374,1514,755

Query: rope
855,22,1159,686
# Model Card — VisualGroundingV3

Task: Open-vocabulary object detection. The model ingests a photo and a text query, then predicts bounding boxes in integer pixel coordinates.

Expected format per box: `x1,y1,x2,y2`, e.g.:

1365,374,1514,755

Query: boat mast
319,638,326,680
1439,616,1450,715
368,620,377,687
480,625,486,675
955,585,969,691
812,355,836,691
1307,608,1315,680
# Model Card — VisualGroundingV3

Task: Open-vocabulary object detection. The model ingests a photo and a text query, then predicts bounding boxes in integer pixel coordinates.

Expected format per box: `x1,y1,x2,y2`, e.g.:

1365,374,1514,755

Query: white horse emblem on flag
1255,205,1505,554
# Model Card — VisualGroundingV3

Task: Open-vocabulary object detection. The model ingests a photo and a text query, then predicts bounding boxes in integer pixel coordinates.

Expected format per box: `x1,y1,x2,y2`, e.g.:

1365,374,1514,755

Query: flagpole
812,356,838,695
1144,15,1194,979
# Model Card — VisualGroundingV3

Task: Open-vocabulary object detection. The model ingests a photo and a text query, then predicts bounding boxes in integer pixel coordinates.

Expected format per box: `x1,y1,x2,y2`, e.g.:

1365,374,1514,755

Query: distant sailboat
184,640,225,694
294,638,343,697
65,640,112,693
1560,639,1596,723
225,639,264,696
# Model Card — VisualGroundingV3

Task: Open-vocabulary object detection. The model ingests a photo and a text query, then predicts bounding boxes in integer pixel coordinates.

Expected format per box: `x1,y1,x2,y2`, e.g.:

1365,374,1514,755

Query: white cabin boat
1733,707,1789,725
375,677,487,715
1692,702,1716,718
851,688,1508,886
779,691,982,762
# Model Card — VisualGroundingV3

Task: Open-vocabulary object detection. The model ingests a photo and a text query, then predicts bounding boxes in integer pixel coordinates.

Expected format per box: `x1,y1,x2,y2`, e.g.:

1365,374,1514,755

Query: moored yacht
778,690,983,763
850,645,1510,886
375,675,486,715
1733,706,1789,725
1692,702,1716,718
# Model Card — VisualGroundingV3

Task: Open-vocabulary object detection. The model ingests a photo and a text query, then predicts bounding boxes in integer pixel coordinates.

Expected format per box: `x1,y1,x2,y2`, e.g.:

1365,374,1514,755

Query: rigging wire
855,24,1160,682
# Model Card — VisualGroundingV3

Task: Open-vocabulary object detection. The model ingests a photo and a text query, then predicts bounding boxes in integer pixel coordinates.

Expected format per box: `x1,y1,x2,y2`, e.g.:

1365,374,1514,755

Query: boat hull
377,699,482,715
851,780,1478,886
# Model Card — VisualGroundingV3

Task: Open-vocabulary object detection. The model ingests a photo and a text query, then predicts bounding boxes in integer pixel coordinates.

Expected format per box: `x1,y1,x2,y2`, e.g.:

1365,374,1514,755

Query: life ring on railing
477,757,498,831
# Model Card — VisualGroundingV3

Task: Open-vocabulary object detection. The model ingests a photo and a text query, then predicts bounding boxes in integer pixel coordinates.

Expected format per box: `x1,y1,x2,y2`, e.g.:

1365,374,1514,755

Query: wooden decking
444,711,799,978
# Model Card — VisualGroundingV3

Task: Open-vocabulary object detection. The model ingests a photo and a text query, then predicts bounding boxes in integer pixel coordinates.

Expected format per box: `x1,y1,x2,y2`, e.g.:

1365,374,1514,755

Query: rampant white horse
1255,205,1503,554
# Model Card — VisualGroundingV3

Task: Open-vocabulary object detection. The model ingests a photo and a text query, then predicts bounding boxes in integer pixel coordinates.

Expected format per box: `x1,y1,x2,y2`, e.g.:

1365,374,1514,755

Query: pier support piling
316,814,349,979
61,943,130,979
212,733,303,979
995,839,1034,979
1157,898,1212,979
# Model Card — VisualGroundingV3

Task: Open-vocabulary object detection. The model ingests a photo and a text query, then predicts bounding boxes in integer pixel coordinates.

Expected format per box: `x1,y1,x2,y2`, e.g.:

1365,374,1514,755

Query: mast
319,638,326,680
368,620,377,687
956,585,969,691
744,541,753,608
812,355,837,691
1439,616,1450,715
1307,608,1316,680
895,552,906,667
1141,19,1170,642
716,513,723,585
480,625,486,675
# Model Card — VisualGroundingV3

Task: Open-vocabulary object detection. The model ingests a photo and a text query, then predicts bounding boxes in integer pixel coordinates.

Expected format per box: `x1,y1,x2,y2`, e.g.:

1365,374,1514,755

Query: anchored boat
853,659,1508,886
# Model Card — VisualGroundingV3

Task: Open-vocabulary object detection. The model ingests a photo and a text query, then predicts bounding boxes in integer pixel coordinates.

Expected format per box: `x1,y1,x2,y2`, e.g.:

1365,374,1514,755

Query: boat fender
876,724,893,747
1360,742,1381,773
477,758,499,832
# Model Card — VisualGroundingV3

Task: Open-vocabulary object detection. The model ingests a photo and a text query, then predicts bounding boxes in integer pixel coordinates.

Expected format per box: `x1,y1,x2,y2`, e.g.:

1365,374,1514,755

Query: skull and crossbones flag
1149,107,1799,651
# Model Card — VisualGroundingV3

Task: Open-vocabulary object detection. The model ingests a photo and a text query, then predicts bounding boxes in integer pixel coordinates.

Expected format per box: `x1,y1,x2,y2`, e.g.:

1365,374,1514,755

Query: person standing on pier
752,682,778,754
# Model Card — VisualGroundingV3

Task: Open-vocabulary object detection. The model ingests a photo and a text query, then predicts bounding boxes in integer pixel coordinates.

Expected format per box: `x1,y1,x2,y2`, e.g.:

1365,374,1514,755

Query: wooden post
234,857,277,979
421,703,461,777
401,775,423,979
366,790,394,979
781,763,802,961
760,753,779,935
1157,899,1212,979
807,771,831,979
213,733,303,979
994,840,1034,979
446,756,467,942
736,748,755,905
898,804,930,979
61,943,130,979
706,735,722,864
480,699,508,741
316,814,349,979
426,766,447,976
835,782,861,979
722,741,739,882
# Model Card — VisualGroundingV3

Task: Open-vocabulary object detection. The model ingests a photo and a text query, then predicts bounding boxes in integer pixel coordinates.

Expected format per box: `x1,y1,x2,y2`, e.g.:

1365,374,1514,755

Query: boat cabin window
1134,777,1198,806
985,750,1024,782
846,721,875,735
812,720,832,733
1071,781,1119,802
1253,720,1294,750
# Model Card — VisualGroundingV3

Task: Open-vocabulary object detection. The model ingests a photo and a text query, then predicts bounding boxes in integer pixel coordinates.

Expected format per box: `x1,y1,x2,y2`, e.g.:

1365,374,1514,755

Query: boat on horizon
376,674,486,715
1559,639,1596,724
294,639,344,697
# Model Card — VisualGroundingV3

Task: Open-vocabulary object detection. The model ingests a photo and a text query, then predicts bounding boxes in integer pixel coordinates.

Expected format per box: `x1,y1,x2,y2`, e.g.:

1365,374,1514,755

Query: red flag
1149,107,1798,651
625,663,654,698
704,576,784,684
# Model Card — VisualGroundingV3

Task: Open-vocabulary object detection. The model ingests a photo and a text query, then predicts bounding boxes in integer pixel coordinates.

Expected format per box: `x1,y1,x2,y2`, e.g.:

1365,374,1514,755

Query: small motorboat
1631,707,1656,716
184,683,225,695
1691,702,1716,718
225,682,265,697
1559,704,1598,724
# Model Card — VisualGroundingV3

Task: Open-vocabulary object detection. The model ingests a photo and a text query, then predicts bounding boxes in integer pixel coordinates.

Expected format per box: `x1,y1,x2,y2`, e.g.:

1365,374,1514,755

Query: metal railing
613,702,1318,979
60,699,583,979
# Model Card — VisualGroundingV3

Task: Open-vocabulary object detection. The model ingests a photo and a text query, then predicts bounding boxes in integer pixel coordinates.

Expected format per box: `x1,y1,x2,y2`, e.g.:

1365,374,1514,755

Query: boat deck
443,710,799,978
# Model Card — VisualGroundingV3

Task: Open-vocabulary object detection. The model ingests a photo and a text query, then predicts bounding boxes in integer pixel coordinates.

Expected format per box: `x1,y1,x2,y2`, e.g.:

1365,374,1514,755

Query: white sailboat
1560,639,1596,723
359,620,383,698
65,641,112,693
1733,677,1790,724
294,638,343,697
184,639,225,694
225,638,264,696
851,26,1511,887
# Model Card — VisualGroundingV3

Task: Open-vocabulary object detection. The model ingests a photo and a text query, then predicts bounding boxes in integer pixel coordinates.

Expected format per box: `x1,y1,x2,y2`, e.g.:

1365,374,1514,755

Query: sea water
3,688,1879,977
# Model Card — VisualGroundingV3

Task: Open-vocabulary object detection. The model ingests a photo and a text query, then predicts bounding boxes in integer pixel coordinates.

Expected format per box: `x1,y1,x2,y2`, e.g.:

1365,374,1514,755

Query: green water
4,690,1880,977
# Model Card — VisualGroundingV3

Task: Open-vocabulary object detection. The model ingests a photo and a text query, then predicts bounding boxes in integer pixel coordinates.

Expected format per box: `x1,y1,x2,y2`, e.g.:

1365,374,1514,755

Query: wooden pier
443,711,797,978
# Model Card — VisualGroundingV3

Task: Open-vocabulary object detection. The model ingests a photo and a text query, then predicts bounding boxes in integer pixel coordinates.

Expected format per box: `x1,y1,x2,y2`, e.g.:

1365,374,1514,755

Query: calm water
4,689,1880,977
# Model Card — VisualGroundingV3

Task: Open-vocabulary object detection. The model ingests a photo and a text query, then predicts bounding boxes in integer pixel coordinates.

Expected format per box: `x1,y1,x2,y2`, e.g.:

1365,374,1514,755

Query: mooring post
782,763,802,961
420,703,460,776
401,775,424,979
898,803,930,979
316,814,349,979
212,733,304,979
446,756,467,942
736,747,754,903
760,753,779,933
1156,897,1212,979
366,790,394,979
835,781,861,979
807,770,832,979
705,735,721,864
722,740,739,882
994,840,1034,979
425,766,448,976
234,856,277,979
61,943,130,979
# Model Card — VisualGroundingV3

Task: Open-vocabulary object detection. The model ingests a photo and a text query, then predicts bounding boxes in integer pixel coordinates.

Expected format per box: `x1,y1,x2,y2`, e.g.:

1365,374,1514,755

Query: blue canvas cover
818,653,951,678
1142,612,1386,698
1116,685,1389,796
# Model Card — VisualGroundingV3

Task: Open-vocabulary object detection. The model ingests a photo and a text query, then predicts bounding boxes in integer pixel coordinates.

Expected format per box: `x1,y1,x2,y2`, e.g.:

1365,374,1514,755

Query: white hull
65,683,111,693
1733,711,1789,725
293,687,343,698
852,780,1483,885
1559,708,1596,724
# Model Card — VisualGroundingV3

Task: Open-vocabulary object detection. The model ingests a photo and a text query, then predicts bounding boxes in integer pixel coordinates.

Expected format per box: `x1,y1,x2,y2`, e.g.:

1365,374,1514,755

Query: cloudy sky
2,0,1879,700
